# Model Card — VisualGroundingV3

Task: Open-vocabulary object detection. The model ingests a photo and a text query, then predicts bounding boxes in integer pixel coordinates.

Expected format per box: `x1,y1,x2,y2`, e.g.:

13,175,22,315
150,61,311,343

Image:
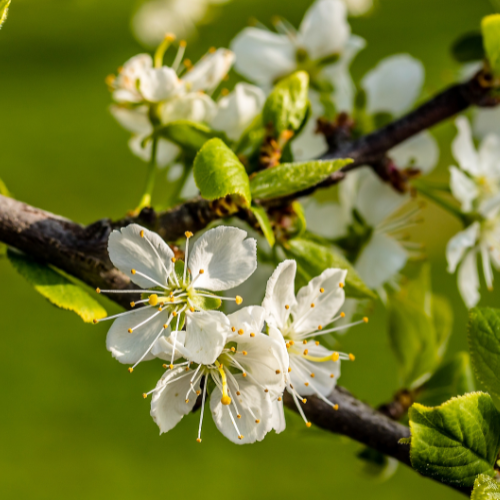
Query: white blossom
94,224,257,369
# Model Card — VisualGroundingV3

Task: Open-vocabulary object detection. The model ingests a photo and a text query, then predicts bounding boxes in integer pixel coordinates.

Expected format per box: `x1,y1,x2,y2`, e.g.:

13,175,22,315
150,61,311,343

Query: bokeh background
0,0,498,498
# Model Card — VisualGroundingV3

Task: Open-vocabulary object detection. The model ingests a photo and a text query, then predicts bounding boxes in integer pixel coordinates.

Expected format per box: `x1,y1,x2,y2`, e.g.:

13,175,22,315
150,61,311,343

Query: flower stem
136,136,158,212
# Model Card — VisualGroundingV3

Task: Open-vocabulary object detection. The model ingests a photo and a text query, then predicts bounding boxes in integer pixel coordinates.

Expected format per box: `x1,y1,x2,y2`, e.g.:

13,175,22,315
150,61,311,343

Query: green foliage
409,392,500,487
0,0,10,28
249,159,352,200
451,32,485,63
0,175,10,196
482,15,500,76
468,307,500,409
7,250,106,323
283,237,376,300
472,474,500,500
388,265,452,388
250,205,275,248
357,447,399,481
262,71,309,135
193,138,251,206
155,120,227,153
417,352,475,407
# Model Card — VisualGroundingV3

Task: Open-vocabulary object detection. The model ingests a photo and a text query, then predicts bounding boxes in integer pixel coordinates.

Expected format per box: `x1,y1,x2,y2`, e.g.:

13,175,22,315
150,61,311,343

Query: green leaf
291,201,306,238
156,120,227,153
433,294,453,357
409,392,500,487
0,0,10,28
451,32,485,63
7,250,107,323
283,237,376,300
193,138,251,206
0,176,10,197
417,352,476,408
472,474,500,500
263,71,309,135
468,307,500,409
250,159,352,200
482,15,500,76
357,447,399,481
250,205,275,248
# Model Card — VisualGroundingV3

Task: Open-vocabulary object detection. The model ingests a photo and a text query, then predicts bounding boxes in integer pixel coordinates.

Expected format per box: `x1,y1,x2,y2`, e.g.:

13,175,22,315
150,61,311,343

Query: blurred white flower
340,0,373,16
132,0,231,48
262,260,365,430
149,305,288,444
95,224,257,369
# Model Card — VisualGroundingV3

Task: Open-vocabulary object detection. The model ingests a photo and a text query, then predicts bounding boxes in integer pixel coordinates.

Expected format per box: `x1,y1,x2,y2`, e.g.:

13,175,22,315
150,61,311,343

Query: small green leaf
409,392,500,487
156,120,227,153
417,352,476,408
433,295,453,357
291,201,306,238
283,237,376,300
250,205,275,248
250,159,352,200
8,250,106,323
468,307,500,409
482,15,500,76
263,71,309,135
193,138,251,206
0,0,10,28
451,32,485,63
472,474,500,500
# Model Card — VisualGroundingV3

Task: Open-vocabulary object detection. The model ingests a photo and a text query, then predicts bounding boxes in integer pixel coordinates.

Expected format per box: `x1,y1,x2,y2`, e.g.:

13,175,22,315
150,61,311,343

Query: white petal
108,224,174,288
113,54,153,103
446,222,480,273
184,310,229,365
389,131,439,174
292,268,347,335
289,342,340,397
474,107,500,139
298,0,350,61
151,330,188,361
262,260,297,330
291,116,328,161
139,67,181,102
457,250,480,308
188,226,257,292
271,399,286,434
340,0,373,15
449,166,479,213
362,54,424,116
183,48,235,93
304,200,350,239
110,105,151,134
452,117,480,175
128,134,180,167
478,134,500,178
355,233,408,289
227,306,267,339
106,306,170,364
150,366,199,434
162,92,217,124
231,27,296,85
210,375,273,444
211,83,265,141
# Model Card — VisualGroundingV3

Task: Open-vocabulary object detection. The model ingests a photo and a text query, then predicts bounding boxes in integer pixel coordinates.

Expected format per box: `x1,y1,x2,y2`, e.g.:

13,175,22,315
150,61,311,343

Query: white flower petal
271,398,286,434
184,310,229,365
113,54,153,103
389,131,439,174
106,306,170,364
478,133,500,179
292,268,347,335
304,201,350,239
110,105,152,134
452,117,480,175
227,306,267,339
151,330,188,361
231,27,296,85
128,134,180,167
457,250,480,308
446,222,480,273
291,116,328,161
474,107,500,139
211,83,265,141
449,166,479,213
162,92,217,124
210,375,273,444
355,233,408,289
183,48,235,93
150,366,199,434
262,260,297,330
298,0,350,61
108,224,174,288
188,226,257,292
362,54,424,116
341,0,373,15
139,67,181,102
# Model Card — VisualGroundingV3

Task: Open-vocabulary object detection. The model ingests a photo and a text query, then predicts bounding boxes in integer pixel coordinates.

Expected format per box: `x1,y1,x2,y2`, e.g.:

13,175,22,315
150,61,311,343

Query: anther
93,319,98,324
185,231,193,238
302,398,307,404
303,349,309,355
288,367,292,373
196,438,201,443
238,329,244,335
285,305,290,310
163,324,168,329
185,366,190,371
236,391,241,396
128,367,133,373
238,435,244,440
278,397,282,401
170,297,175,303
237,414,242,419
172,311,178,317
196,390,201,395
333,404,339,411
142,393,147,399
96,288,101,294
185,399,189,404
163,364,168,369
235,296,243,305
349,353,356,361
128,328,133,333
289,340,295,345
255,419,260,424
190,307,195,312
363,317,369,323
286,342,290,349
304,382,309,387
242,351,248,356
131,269,136,275
315,341,320,346
221,395,231,405
276,369,281,374
310,373,315,378
169,364,174,369
340,312,346,318
318,325,322,330
199,269,205,274
242,372,247,377
264,389,269,393
183,59,192,68
320,287,325,293
231,327,236,332
230,347,236,353
140,230,145,238
310,303,315,308
306,422,312,428
339,282,344,288
330,374,335,378
250,333,255,338
130,302,136,308
303,340,307,345
171,257,176,263
221,88,229,96
148,294,159,306
332,352,339,361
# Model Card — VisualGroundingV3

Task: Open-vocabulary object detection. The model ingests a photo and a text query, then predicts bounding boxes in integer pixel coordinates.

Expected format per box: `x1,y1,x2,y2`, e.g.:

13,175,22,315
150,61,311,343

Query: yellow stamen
238,329,244,335
318,325,322,330
288,367,292,373
289,340,295,346
185,231,193,238
315,341,320,346
130,302,136,308
163,364,168,369
310,303,315,308
199,269,205,274
340,312,346,318
217,362,231,405
310,373,315,378
171,257,176,263
235,296,243,305
232,327,236,332
242,351,248,356
172,311,178,317
250,333,255,338
339,282,344,288
303,340,307,345
278,397,282,402
255,419,260,424
190,307,195,312
93,319,98,324
349,353,355,361
306,422,312,428
363,317,369,323
230,347,236,353
128,328,133,333
333,404,339,411
148,294,159,306
285,305,290,310
320,287,325,293
140,230,145,238
96,288,101,294
196,438,201,443
303,349,309,355
276,369,281,374
128,367,133,373
302,398,307,403
131,269,136,275
169,364,174,369
330,374,335,378
142,393,147,399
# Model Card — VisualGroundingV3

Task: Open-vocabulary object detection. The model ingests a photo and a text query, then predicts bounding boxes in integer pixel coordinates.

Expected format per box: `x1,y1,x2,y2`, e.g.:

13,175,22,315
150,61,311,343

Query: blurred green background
0,0,498,498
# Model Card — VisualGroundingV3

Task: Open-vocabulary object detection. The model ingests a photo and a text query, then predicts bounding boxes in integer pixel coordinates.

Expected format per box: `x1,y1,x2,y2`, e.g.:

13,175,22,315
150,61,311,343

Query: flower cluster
95,224,365,443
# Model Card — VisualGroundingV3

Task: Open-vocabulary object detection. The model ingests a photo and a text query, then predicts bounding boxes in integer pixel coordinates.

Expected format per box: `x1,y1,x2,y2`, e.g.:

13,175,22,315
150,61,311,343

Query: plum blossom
446,117,500,307
94,224,257,368
262,260,365,430
148,306,288,444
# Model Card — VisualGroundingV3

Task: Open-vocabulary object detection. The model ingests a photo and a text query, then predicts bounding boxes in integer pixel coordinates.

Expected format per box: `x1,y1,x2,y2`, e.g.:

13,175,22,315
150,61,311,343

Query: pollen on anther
142,393,147,399
196,390,201,395
230,347,236,353
242,372,247,377
169,364,174,370
255,419,260,424
349,353,356,361
242,351,248,356
190,307,195,312
235,295,243,305
96,288,101,294
310,303,315,308
196,438,202,443
238,435,244,440
128,328,133,333
289,340,295,345
250,333,255,337
93,319,98,324
320,287,325,293
163,364,168,369
131,269,136,275
303,349,309,355
318,325,323,330
330,374,335,378
333,404,339,411
306,422,312,428
363,317,369,323
199,269,205,274
315,341,320,346
288,367,292,373
276,369,281,374
238,329,244,335
332,352,340,361
264,389,269,393
128,367,133,373
237,414,241,419
171,257,176,263
340,312,346,318
339,282,344,288
310,373,315,378
172,311,178,317
303,340,307,345
140,230,145,238
185,231,193,238
185,399,189,404
278,397,282,402
236,391,241,396
285,304,290,310
304,382,309,387
285,342,290,349
302,398,307,404
231,327,236,332
130,302,136,308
